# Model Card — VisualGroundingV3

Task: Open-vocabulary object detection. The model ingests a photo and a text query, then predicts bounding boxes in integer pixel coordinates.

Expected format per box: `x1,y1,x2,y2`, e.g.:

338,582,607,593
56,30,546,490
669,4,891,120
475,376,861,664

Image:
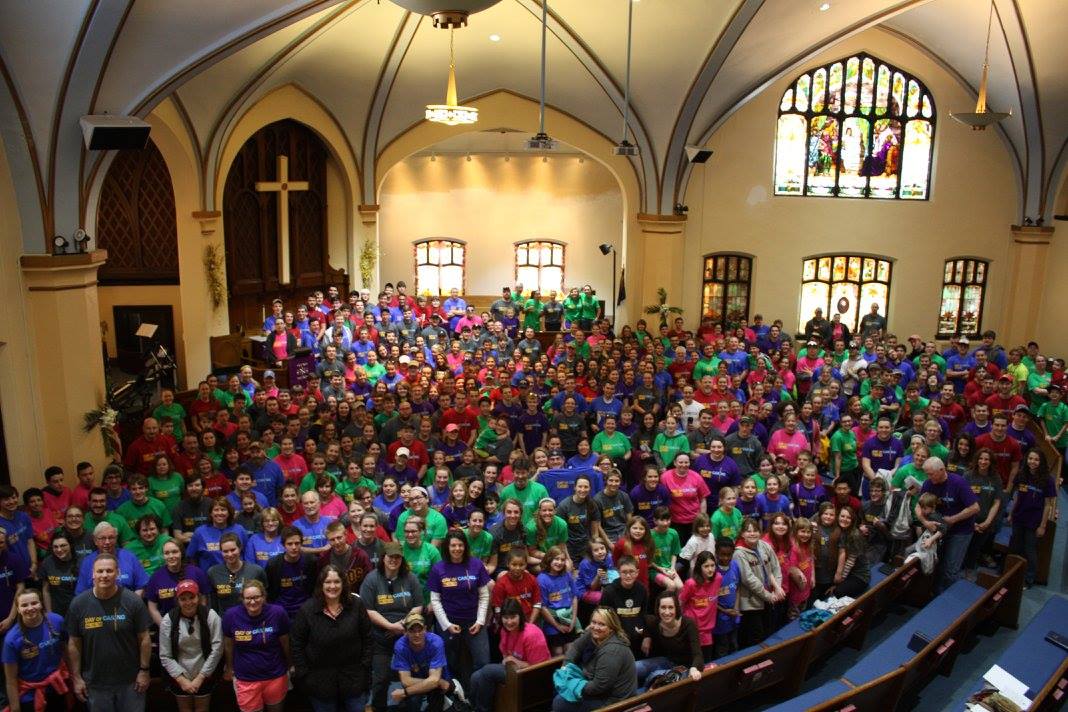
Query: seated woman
828,506,870,598
469,598,551,712
635,590,703,689
551,607,636,712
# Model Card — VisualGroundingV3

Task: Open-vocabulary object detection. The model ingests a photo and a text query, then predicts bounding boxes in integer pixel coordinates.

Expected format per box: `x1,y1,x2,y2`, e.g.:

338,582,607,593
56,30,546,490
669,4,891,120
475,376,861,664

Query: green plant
82,406,119,457
359,239,378,288
643,287,683,328
203,243,225,310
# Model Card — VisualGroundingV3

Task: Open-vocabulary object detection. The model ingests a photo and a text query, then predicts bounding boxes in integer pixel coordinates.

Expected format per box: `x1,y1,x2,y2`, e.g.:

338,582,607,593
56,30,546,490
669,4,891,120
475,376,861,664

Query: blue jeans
469,663,506,712
634,656,672,688
441,624,490,689
308,692,368,712
552,695,608,712
939,532,972,592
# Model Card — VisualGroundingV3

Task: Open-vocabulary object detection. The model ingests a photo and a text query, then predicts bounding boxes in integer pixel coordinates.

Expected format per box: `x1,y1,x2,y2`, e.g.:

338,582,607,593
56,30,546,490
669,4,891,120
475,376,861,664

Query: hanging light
613,0,638,157
525,1,556,150
426,28,479,126
950,0,1011,130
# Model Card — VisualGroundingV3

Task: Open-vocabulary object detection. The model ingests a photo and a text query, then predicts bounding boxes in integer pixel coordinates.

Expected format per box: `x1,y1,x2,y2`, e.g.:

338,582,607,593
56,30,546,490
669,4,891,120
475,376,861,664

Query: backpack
648,666,689,690
168,604,213,661
886,490,912,540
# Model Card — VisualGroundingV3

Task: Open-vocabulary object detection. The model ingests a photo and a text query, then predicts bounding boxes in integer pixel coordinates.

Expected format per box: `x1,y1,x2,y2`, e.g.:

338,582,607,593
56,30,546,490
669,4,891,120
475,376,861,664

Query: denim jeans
387,683,445,712
308,692,368,712
86,683,145,712
939,532,972,592
441,624,490,689
469,663,506,712
634,656,673,688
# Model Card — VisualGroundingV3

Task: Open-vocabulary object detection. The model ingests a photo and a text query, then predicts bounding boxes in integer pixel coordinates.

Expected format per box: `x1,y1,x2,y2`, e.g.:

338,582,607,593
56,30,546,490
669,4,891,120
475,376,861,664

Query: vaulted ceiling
0,0,1064,251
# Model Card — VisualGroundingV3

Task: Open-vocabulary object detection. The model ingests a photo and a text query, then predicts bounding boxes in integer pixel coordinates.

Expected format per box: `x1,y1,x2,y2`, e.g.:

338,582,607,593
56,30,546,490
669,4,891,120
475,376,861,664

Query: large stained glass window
701,254,752,329
414,239,465,295
938,258,988,339
799,255,892,333
774,53,935,200
515,240,565,296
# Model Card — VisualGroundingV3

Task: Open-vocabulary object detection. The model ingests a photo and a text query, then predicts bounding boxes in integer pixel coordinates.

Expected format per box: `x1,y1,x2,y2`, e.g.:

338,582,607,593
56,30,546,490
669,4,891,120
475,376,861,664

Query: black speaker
79,116,151,150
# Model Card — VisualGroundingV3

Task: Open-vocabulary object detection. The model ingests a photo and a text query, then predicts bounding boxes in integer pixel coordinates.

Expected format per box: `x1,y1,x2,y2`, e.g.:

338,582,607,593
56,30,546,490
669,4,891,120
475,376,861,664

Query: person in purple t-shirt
265,527,317,617
860,418,904,497
222,579,291,712
629,467,671,526
917,457,979,593
426,532,491,690
1008,449,1057,586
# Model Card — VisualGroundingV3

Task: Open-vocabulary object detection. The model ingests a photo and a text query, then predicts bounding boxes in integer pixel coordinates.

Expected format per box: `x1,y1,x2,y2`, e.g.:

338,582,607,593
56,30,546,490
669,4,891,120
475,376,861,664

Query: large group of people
0,278,1062,712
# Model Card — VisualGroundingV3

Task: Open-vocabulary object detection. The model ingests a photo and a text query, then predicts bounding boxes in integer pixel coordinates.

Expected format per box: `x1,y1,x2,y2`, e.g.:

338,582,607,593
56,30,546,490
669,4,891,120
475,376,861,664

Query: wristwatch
139,666,150,672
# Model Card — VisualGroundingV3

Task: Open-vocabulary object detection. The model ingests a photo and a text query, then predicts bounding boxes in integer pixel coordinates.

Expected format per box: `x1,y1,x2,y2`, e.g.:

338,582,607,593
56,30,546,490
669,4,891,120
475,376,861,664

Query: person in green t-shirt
522,293,544,331
562,288,582,328
830,414,860,491
691,343,721,383
591,415,631,466
498,463,549,524
578,286,600,329
152,389,187,440
396,488,448,546
1026,357,1052,407
652,416,690,470
147,456,185,518
650,507,683,592
399,516,442,599
891,444,929,512
465,510,494,567
1038,385,1068,449
524,499,568,567
123,515,172,576
335,460,378,502
710,488,744,541
116,475,172,531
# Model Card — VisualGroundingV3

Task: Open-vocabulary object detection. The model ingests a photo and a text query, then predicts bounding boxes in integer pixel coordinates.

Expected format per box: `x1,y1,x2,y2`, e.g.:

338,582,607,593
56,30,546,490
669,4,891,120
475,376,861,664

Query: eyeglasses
243,594,264,602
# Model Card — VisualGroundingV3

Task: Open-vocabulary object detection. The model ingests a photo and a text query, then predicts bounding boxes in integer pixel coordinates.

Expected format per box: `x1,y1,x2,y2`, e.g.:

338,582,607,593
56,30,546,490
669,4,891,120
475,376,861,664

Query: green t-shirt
1027,371,1052,407
1037,401,1068,448
152,403,187,440
592,431,631,459
653,432,690,467
115,497,171,531
363,362,386,384
402,540,441,596
299,471,338,494
710,507,743,541
524,515,568,553
692,357,721,382
466,528,494,561
562,296,582,323
858,395,882,422
499,481,550,524
892,463,927,512
397,508,449,544
650,527,681,569
829,429,859,471
146,472,185,517
336,476,378,502
84,511,136,545
123,534,172,576
750,473,767,493
579,293,600,320
474,426,499,452
522,299,544,330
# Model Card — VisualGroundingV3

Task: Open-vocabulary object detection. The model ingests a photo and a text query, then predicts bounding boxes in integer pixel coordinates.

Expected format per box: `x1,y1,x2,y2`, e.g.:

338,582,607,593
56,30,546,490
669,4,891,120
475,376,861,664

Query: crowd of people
0,278,1062,712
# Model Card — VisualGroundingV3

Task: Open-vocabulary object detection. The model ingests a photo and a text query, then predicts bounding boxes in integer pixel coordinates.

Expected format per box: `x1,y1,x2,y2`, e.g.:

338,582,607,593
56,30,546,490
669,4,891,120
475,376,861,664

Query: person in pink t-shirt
785,517,815,616
469,598,550,712
679,551,721,655
41,466,73,519
768,414,811,467
273,437,309,484
662,453,711,543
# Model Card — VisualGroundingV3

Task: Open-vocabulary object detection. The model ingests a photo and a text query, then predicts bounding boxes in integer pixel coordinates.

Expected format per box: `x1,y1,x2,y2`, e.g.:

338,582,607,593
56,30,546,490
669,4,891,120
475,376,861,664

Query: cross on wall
255,155,309,285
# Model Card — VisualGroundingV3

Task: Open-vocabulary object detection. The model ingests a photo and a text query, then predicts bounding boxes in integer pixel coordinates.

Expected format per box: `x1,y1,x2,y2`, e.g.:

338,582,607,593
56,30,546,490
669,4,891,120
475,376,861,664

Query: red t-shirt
123,435,177,476
439,407,480,443
387,439,429,471
491,571,542,619
974,433,1022,487
273,453,309,484
985,394,1027,421
202,474,232,500
613,538,652,586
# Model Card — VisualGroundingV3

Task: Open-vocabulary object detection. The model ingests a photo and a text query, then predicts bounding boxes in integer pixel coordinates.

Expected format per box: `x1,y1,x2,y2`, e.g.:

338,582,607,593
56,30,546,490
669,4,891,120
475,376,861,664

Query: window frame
700,253,753,330
937,257,989,339
513,239,566,296
773,51,937,201
798,254,893,334
412,238,466,296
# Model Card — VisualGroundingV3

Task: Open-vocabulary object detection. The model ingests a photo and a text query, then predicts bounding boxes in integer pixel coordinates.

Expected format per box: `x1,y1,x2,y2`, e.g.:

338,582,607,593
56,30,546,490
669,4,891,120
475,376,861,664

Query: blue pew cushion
979,595,1068,696
713,643,766,665
994,527,1011,547
763,679,851,712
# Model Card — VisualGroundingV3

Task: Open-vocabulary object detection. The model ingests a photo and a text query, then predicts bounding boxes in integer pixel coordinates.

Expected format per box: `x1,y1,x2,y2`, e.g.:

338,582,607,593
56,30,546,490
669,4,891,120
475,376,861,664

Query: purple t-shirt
920,473,979,535
272,557,312,617
1010,476,1055,529
789,482,828,519
692,454,741,508
629,483,671,525
426,558,490,624
861,436,904,472
222,603,290,681
145,564,210,616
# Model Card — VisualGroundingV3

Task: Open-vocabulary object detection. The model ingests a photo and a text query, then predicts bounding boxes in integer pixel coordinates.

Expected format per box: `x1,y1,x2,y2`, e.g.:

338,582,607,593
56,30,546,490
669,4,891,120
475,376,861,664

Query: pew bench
494,656,565,712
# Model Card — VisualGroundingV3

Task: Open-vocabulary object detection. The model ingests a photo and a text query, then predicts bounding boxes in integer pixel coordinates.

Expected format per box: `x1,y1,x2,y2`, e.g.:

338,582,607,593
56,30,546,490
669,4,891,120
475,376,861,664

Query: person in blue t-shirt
0,486,35,575
2,589,67,711
712,538,741,658
75,523,149,595
390,612,454,712
187,498,249,570
244,447,286,507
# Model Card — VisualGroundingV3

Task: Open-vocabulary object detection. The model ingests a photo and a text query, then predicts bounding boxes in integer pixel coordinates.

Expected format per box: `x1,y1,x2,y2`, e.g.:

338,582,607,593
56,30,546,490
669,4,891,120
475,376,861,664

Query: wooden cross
255,155,308,285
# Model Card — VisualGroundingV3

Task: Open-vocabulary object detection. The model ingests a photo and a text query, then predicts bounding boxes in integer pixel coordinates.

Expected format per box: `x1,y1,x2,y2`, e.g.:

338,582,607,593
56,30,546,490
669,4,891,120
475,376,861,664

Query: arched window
774,52,935,200
515,240,565,296
938,258,988,339
701,253,751,329
799,255,892,333
414,239,465,295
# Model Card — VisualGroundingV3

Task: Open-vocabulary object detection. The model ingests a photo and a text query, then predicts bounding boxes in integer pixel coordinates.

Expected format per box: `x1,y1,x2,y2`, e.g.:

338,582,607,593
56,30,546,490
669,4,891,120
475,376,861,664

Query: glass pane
739,258,750,280
960,285,982,335
892,72,905,117
944,261,954,283
976,262,986,281
428,242,440,265
831,282,861,331
799,282,830,333
781,89,794,112
774,114,807,195
833,256,847,281
440,265,463,294
417,265,440,296
875,64,891,116
727,257,737,280
704,259,713,280
715,258,726,280
965,261,974,282
922,94,933,118
848,256,861,281
516,245,527,265
541,266,563,296
868,119,902,199
811,68,827,113
795,74,811,112
828,62,843,113
955,261,964,282
860,57,876,115
542,244,554,267
877,260,890,282
859,282,888,327
906,80,921,117
844,57,860,114
552,244,564,265
803,259,816,281
806,116,839,196
517,266,538,293
862,258,875,281
838,117,870,197
417,243,428,264
703,283,724,321
815,258,830,281
900,119,933,199
453,245,464,264
726,283,747,321
939,285,961,335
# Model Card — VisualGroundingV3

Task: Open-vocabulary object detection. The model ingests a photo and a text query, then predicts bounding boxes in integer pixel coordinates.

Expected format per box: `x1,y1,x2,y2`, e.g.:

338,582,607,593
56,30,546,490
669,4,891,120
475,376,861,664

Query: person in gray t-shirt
205,532,266,614
593,471,633,543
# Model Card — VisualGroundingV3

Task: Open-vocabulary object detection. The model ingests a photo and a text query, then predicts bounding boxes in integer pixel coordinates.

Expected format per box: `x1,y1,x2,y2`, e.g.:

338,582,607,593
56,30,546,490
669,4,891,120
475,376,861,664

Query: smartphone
1046,631,1068,653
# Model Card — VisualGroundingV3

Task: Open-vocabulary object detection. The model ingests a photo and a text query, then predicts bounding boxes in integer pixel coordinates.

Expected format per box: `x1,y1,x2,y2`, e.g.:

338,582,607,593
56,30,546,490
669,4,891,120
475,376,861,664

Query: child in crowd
711,487,744,541
537,545,581,654
786,517,815,618
735,479,761,524
679,513,716,572
712,538,742,658
679,550,721,661
613,515,654,588
576,537,615,605
650,507,684,593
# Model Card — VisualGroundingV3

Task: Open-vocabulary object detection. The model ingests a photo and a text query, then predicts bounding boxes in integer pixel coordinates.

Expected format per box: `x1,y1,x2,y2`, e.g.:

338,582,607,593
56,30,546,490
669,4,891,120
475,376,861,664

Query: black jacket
290,594,373,698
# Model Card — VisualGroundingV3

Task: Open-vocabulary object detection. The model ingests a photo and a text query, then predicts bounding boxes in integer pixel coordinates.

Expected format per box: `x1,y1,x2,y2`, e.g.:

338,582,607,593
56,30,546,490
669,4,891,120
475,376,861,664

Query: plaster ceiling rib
170,93,205,193
661,0,763,215
362,11,421,206
199,1,362,211
677,0,933,210
513,0,656,213
1046,138,1068,220
0,54,49,247
996,0,1044,219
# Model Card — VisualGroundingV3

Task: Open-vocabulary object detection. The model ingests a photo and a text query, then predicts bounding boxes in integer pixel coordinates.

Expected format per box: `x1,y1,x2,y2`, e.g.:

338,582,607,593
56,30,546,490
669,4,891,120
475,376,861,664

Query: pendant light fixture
425,28,479,126
525,1,556,150
950,0,1010,130
613,0,638,156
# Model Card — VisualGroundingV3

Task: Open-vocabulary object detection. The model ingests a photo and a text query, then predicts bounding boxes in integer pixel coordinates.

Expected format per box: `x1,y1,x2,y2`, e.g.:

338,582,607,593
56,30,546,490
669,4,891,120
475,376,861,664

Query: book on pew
964,664,1032,711
906,630,932,654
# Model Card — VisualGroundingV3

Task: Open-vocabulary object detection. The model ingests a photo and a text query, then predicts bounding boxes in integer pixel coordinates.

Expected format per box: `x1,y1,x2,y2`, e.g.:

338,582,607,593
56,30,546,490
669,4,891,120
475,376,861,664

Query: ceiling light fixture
950,0,1011,130
425,28,479,126
525,0,557,151
466,153,472,161
613,0,639,157
819,3,831,11
489,33,501,42
390,1,503,29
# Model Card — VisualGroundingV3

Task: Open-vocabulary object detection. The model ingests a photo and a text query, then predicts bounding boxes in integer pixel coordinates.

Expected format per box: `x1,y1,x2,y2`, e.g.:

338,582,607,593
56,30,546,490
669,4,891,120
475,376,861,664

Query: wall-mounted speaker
79,115,151,150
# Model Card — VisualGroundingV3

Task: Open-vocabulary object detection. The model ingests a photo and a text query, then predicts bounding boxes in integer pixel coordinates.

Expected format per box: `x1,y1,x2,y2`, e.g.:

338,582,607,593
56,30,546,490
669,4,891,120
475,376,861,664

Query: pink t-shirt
319,495,348,519
768,430,811,467
785,546,814,607
662,469,711,524
499,622,551,665
680,575,721,646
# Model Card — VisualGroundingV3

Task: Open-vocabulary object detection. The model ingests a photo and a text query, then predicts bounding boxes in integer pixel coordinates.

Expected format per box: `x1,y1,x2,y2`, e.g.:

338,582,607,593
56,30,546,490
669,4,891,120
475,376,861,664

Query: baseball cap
739,415,755,425
383,541,403,556
264,370,276,379
395,447,411,458
908,334,922,342
1049,383,1063,392
548,449,564,458
403,612,427,630
399,355,411,364
444,423,459,433
998,374,1012,382
1013,404,1031,414
249,441,264,450
176,579,200,597
958,336,970,344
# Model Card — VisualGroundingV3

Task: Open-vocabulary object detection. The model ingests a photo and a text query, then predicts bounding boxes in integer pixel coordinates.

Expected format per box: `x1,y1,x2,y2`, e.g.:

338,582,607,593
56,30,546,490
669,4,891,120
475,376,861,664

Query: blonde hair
590,607,628,642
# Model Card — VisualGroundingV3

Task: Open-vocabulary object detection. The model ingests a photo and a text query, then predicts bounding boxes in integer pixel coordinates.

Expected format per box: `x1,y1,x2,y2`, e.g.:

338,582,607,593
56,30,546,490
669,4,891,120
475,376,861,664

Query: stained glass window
774,52,935,200
799,254,892,333
515,240,565,296
702,254,752,329
414,239,465,296
938,258,988,339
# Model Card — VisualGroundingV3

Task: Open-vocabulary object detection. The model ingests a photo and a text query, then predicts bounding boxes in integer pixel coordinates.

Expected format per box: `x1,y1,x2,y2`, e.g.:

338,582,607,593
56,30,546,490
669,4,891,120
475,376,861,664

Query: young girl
525,498,569,571
465,509,494,565
651,506,684,593
679,550,721,661
442,480,474,529
711,487,744,541
829,506,870,598
679,513,716,570
537,546,581,654
786,518,815,618
756,475,793,529
735,479,761,524
762,513,793,628
713,538,742,659
752,456,775,493
1008,448,1057,587
789,464,829,520
576,537,615,605
733,519,784,647
613,515,654,588
812,502,838,603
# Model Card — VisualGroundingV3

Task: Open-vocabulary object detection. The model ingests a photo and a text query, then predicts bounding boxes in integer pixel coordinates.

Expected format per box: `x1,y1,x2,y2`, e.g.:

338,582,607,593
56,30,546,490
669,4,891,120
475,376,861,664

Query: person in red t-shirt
123,417,177,476
188,381,220,432
170,433,203,478
388,426,430,477
937,383,967,436
438,393,480,446
70,462,96,511
975,414,1022,490
985,376,1027,420
491,548,543,623
273,436,309,484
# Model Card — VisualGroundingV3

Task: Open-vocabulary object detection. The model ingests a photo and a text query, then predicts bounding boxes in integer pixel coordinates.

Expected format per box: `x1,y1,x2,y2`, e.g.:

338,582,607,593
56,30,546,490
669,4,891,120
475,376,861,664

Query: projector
79,115,151,150
525,132,557,151
613,141,639,157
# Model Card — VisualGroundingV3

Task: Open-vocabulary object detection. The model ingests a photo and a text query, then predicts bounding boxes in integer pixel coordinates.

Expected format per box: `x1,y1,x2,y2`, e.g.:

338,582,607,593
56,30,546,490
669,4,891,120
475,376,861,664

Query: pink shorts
234,674,288,710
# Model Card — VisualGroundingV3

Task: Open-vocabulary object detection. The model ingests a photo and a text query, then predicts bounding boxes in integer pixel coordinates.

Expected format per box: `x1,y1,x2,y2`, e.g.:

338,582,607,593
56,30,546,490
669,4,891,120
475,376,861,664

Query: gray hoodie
732,540,782,612
564,629,637,704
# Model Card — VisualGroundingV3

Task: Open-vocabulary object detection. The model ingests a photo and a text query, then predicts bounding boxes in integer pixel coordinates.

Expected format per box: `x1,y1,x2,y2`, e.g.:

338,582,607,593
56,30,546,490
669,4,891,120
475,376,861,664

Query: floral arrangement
203,244,225,310
644,287,683,328
82,405,120,456
359,239,378,288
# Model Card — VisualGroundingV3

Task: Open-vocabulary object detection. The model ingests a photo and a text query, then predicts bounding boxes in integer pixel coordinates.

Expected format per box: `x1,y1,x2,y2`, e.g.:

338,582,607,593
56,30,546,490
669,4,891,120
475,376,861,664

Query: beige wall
682,28,1019,343
378,153,624,304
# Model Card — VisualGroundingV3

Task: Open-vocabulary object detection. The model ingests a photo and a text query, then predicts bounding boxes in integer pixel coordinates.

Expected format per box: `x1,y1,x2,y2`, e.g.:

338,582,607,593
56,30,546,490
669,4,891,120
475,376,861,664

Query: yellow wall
378,153,624,301
682,28,1018,342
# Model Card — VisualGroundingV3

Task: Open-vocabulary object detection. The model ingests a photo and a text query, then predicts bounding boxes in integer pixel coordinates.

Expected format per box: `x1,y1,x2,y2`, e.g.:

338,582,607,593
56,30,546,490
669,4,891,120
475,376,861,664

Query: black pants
832,575,869,598
738,608,770,648
371,640,399,712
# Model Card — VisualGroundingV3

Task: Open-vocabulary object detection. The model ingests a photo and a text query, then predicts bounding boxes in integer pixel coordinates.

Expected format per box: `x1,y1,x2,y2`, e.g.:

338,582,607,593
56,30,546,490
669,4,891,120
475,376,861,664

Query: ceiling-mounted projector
525,132,557,151
613,141,639,157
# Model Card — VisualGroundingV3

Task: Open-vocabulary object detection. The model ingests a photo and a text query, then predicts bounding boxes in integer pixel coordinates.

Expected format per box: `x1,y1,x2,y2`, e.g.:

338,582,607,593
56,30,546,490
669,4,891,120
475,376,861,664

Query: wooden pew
495,656,564,712
596,677,699,712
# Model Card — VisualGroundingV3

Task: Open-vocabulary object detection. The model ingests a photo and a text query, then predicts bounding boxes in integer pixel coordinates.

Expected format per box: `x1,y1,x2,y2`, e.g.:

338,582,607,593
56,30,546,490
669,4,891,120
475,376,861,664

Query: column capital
358,204,380,226
20,249,108,290
1009,225,1054,244
192,210,222,237
636,212,686,236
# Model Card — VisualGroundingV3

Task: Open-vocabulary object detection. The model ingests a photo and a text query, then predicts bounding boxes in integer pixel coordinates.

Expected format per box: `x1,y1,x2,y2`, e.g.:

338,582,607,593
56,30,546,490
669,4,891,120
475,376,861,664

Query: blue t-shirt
144,564,211,617
244,533,285,566
246,460,286,507
1,612,67,703
392,631,451,681
75,549,149,594
714,561,741,634
270,556,312,617
227,490,269,512
222,603,290,681
756,492,793,526
539,468,603,504
0,512,34,569
0,553,30,623
294,516,334,549
536,571,579,636
187,524,249,570
590,397,623,428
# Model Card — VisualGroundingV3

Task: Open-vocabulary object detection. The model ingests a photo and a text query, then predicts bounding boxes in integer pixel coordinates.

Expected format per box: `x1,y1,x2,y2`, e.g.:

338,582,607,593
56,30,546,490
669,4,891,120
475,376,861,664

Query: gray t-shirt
206,562,267,615
592,490,633,542
67,587,150,686
556,496,601,560
723,432,764,475
359,570,424,647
